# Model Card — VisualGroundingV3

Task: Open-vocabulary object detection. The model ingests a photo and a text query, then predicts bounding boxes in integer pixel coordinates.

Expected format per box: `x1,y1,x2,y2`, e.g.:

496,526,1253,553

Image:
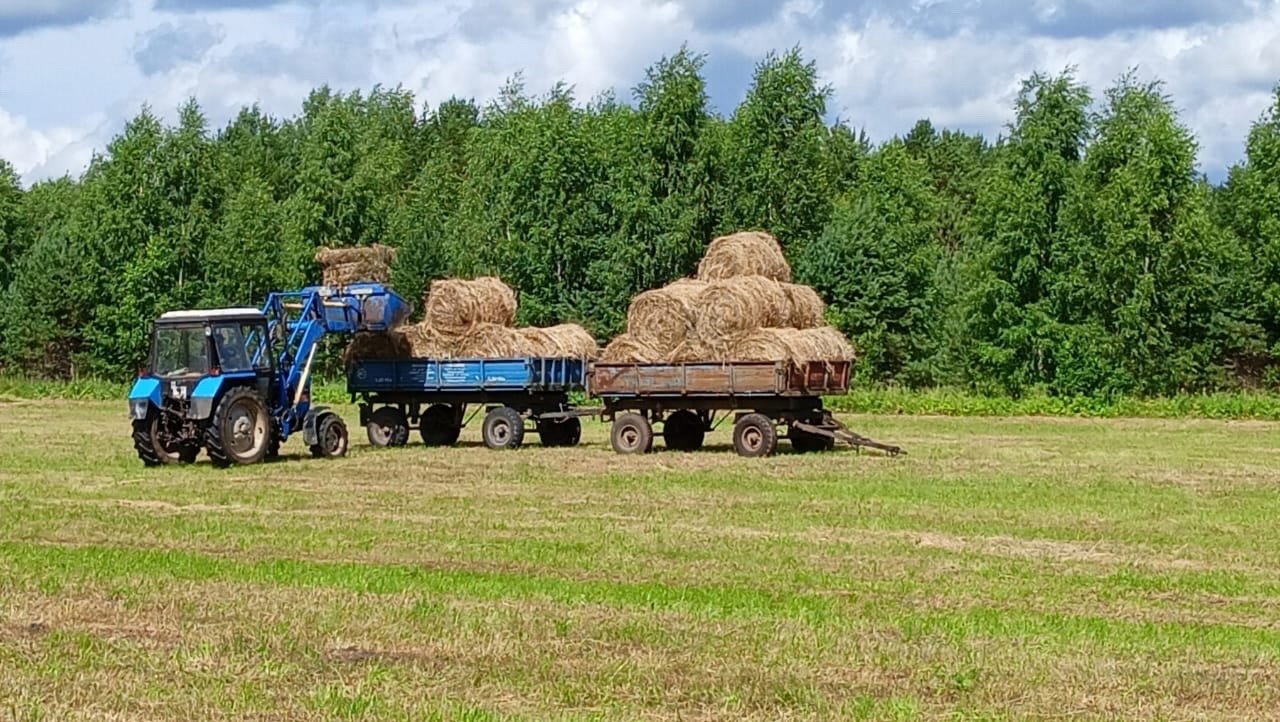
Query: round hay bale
693,276,791,346
799,326,856,361
453,323,524,359
322,259,391,286
780,283,826,328
517,324,600,359
722,329,792,362
626,278,706,350
600,334,661,363
664,337,713,363
315,244,397,267
721,327,856,363
423,277,518,341
342,330,411,366
696,231,792,282
403,323,449,358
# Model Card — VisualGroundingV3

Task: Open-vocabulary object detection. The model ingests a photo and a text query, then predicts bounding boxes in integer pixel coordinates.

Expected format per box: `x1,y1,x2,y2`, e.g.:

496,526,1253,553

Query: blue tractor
127,283,413,467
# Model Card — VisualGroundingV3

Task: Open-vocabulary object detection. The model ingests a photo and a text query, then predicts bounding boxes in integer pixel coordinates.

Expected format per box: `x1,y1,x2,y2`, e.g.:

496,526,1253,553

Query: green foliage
956,71,1091,394
1053,75,1237,395
797,141,943,385
0,50,1274,405
828,386,1280,420
720,48,833,249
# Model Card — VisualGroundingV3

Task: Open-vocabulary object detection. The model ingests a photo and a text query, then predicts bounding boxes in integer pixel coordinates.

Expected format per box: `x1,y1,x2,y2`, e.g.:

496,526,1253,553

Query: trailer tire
482,407,525,450
733,413,778,458
662,410,705,451
367,406,410,448
310,413,349,458
611,413,653,454
538,417,582,447
420,404,461,447
790,427,835,453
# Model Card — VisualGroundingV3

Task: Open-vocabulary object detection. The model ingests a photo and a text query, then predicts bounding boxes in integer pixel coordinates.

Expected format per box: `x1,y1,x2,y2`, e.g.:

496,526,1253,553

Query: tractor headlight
129,399,150,420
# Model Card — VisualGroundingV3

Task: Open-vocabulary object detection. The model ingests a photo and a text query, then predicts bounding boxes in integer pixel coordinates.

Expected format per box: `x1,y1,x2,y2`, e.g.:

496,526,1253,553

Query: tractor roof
157,308,267,324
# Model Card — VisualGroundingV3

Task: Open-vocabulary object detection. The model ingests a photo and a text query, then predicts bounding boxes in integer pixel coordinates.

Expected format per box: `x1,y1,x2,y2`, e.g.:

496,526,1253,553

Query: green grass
2,401,1280,719
8,373,1280,419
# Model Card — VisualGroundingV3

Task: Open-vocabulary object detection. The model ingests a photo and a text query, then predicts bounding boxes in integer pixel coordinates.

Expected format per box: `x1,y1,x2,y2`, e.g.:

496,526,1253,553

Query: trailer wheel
611,413,653,454
662,410,705,451
367,406,410,448
482,407,525,450
420,404,461,447
310,413,349,458
790,427,835,453
733,413,778,458
538,417,582,447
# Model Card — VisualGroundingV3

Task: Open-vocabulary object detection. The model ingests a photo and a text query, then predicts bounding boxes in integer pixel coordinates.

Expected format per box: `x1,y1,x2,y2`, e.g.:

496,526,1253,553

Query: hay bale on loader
625,278,706,351
696,231,792,283
423,277,518,342
316,244,396,286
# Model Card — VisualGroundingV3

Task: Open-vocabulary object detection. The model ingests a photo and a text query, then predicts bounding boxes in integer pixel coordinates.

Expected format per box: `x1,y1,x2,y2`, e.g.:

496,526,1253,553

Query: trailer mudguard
127,377,162,420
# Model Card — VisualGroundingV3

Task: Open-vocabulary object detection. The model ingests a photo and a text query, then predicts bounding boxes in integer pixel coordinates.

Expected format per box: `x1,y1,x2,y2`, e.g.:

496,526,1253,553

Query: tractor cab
147,308,273,383
129,308,281,466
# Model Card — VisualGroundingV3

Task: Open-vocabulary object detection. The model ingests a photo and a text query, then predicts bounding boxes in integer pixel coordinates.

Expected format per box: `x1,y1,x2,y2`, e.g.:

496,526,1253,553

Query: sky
2,0,1279,185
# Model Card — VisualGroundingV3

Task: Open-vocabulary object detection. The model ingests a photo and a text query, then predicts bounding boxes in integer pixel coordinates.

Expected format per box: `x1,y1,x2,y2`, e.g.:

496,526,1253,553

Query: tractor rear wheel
662,410,705,451
310,413,349,458
205,387,271,468
482,407,525,450
420,404,461,447
132,413,195,466
367,406,410,448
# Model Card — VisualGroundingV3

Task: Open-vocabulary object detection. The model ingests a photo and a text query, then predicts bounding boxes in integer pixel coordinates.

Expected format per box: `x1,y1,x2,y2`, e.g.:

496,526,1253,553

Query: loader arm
260,283,413,435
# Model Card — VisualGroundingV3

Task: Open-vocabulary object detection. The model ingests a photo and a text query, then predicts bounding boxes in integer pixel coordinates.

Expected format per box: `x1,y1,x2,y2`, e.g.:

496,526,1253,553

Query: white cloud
2,0,1280,184
0,107,100,182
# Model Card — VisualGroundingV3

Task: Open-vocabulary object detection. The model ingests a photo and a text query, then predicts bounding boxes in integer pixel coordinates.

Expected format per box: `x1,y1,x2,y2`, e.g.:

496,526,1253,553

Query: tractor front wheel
205,387,271,468
310,413,349,458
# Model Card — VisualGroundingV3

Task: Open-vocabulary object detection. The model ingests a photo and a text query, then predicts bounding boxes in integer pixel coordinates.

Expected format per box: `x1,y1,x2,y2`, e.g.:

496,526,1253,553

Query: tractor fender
128,377,162,420
303,406,337,447
186,376,227,420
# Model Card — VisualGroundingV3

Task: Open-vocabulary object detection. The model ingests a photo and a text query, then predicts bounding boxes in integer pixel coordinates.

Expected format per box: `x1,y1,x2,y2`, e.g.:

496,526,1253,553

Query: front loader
127,283,412,467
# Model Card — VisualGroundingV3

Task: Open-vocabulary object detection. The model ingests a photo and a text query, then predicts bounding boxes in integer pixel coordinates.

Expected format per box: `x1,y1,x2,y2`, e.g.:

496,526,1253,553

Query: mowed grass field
2,400,1280,721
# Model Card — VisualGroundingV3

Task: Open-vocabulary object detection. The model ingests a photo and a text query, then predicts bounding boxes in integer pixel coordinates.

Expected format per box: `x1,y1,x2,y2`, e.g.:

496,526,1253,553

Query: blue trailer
346,357,593,450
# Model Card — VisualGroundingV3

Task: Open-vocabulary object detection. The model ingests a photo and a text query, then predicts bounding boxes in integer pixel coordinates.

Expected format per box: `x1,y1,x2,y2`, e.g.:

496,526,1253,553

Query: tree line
1,47,1279,397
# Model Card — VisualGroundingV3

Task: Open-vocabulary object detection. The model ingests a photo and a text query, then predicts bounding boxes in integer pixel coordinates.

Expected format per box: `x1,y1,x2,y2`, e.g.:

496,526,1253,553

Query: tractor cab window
152,326,210,377
212,323,263,373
